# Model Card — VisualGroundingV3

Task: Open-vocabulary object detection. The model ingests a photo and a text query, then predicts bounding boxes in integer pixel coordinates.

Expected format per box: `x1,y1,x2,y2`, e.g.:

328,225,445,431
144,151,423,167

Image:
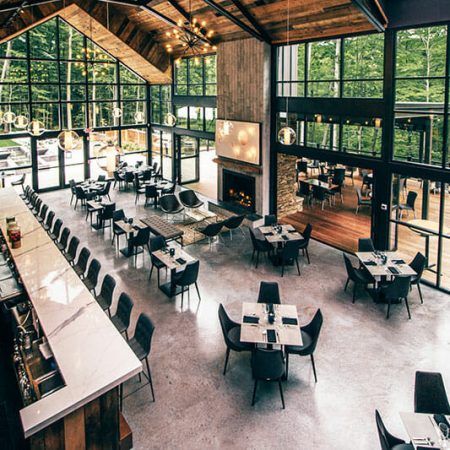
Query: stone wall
277,153,302,218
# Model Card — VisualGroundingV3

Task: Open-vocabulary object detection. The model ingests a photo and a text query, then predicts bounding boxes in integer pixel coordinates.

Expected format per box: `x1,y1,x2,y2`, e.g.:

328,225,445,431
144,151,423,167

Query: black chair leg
386,298,391,319
223,348,230,375
195,282,201,300
404,296,411,319
149,265,154,280
352,284,357,303
255,251,260,268
145,357,155,402
310,354,317,382
344,278,349,291
295,258,300,276
285,353,289,380
281,262,284,277
278,380,285,409
251,380,258,406
181,288,184,309
305,248,310,264
417,283,424,304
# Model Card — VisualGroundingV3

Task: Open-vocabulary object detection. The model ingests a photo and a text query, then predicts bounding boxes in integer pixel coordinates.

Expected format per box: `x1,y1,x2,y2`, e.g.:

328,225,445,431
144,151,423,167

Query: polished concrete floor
42,186,450,450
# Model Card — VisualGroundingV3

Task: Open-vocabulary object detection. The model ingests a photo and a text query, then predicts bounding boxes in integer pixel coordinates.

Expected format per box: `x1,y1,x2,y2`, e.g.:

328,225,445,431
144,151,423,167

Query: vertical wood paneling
64,407,86,450
84,398,102,450
44,420,65,450
100,388,119,450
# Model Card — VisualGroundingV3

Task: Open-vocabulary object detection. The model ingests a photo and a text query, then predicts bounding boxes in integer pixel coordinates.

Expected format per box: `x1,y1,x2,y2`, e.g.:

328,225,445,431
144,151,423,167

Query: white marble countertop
0,189,142,438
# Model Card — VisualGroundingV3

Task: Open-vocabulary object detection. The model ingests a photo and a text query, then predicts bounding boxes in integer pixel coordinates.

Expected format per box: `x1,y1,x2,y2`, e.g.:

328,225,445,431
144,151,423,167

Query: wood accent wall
28,388,121,450
216,38,271,215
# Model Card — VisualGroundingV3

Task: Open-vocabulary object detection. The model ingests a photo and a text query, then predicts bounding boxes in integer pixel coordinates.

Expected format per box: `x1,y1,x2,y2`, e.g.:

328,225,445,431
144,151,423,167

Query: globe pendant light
3,110,16,124
28,119,45,136
14,115,29,129
58,130,82,151
277,0,296,146
134,111,145,124
0,110,3,125
112,107,122,119
164,112,177,127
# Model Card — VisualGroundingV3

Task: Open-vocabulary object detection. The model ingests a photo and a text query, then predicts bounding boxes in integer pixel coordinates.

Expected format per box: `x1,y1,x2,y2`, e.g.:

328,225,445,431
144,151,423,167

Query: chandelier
165,0,216,64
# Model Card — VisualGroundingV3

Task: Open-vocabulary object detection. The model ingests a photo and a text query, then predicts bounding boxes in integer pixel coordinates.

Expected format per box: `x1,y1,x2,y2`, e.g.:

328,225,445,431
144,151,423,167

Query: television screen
215,119,260,166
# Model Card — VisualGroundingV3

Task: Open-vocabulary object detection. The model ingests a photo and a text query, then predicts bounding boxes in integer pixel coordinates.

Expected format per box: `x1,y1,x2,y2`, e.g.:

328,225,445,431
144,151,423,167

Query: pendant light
134,111,145,124
278,0,296,146
107,1,121,120
3,110,16,125
28,119,45,136
0,110,4,125
57,130,82,151
164,112,177,127
14,115,29,129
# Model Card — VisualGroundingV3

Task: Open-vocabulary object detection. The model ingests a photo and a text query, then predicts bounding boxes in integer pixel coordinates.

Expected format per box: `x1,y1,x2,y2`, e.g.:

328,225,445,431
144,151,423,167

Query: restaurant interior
0,0,449,449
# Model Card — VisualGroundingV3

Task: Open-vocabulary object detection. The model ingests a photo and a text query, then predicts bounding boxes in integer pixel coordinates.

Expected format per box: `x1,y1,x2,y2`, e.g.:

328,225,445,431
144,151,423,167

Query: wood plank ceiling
0,0,377,81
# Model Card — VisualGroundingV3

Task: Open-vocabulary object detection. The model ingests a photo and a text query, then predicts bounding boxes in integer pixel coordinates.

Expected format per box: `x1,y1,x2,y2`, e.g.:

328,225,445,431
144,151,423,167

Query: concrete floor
42,186,450,450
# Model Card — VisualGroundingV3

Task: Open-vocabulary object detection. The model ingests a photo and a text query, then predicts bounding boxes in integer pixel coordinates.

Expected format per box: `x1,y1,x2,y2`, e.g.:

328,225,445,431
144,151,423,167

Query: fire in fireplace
222,169,256,212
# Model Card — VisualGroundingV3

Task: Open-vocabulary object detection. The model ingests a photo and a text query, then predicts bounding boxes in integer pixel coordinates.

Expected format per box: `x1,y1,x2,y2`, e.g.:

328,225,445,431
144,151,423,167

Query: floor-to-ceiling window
0,16,149,191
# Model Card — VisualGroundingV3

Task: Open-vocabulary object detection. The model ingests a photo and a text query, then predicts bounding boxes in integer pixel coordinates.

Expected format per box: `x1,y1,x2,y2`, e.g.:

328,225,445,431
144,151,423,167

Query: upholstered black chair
73,247,91,279
375,410,413,450
312,185,330,210
179,189,204,209
144,185,159,208
251,349,285,409
296,160,308,177
318,174,329,183
113,171,124,190
134,174,146,204
111,209,126,247
43,210,55,233
218,304,253,375
97,175,106,182
195,221,224,248
222,214,246,239
56,227,70,253
285,309,323,382
298,181,312,206
399,191,418,218
414,371,450,415
343,254,374,303
257,281,281,304
129,227,150,263
355,187,371,214
65,236,80,266
159,194,184,221
380,276,412,319
172,260,201,309
96,274,116,317
161,183,176,195
111,292,134,340
142,169,152,182
11,173,26,195
148,236,166,284
358,238,375,252
298,223,312,264
97,203,116,231
264,214,277,226
249,228,272,268
127,313,155,401
49,218,63,241
277,239,301,277
37,203,48,223
409,252,427,304
99,181,112,201
74,186,93,210
69,179,77,205
84,258,101,295
123,171,134,190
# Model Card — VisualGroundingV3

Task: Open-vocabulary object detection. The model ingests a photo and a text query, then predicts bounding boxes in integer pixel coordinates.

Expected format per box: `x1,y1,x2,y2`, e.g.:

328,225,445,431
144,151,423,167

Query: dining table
85,200,115,229
258,224,303,245
79,179,105,194
114,219,149,257
303,178,339,191
151,245,197,297
400,411,450,449
240,302,303,346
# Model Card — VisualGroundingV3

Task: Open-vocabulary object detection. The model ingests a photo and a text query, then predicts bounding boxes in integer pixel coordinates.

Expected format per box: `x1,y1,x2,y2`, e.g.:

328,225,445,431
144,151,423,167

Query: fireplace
222,169,256,213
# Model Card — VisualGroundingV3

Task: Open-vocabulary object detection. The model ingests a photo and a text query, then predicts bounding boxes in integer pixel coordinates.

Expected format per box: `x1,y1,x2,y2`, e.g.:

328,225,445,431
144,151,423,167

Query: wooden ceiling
0,0,379,81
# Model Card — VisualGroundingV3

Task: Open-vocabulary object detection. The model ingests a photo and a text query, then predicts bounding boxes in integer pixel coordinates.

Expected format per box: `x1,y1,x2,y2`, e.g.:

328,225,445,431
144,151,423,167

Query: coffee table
140,215,184,246
185,208,217,224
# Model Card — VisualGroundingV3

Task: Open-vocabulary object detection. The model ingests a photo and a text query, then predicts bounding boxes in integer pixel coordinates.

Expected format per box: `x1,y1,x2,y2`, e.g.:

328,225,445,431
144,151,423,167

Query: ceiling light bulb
201,20,206,26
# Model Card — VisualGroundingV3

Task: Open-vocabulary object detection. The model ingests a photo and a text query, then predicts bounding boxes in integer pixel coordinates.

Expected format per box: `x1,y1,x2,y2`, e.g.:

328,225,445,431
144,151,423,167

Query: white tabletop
0,189,142,438
152,245,196,271
400,411,449,449
356,252,416,279
240,302,303,346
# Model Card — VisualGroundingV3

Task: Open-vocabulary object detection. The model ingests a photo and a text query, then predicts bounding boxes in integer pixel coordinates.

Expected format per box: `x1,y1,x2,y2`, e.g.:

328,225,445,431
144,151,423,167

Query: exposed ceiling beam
351,0,386,31
201,0,266,42
165,0,190,23
1,0,29,28
0,0,61,14
229,0,271,43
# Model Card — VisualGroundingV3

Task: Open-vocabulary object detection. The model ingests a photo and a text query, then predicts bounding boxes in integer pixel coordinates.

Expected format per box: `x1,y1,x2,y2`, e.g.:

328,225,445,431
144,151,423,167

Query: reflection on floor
185,150,217,200
282,171,371,253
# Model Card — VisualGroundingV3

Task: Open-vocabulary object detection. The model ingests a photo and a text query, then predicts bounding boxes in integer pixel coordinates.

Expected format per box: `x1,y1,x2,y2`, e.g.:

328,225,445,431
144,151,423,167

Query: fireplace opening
222,169,256,212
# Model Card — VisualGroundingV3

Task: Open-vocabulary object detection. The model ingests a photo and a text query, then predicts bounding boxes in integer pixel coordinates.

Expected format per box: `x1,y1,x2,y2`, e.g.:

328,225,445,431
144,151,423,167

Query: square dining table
240,302,303,346
115,219,148,257
258,224,303,245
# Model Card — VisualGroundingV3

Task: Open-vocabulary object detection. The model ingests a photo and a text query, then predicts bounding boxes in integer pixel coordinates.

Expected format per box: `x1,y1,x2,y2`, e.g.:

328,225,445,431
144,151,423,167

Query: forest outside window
174,54,217,96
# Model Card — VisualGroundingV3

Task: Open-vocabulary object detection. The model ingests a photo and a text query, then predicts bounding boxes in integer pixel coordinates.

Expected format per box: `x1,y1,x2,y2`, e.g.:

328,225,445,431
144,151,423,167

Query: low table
151,246,197,297
140,215,184,246
240,302,303,346
115,220,148,257
185,208,217,224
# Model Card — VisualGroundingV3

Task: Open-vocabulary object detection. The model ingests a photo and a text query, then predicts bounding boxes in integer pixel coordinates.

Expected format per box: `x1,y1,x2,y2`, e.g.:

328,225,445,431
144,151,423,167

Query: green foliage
174,54,217,96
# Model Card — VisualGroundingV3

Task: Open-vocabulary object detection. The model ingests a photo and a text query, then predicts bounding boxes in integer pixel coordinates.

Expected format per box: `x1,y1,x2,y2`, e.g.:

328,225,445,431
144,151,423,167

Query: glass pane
0,59,28,82
180,136,197,157
344,34,384,80
151,101,161,124
307,81,339,98
60,62,86,84
343,80,383,98
61,103,86,129
119,64,144,84
442,184,450,290
0,104,29,135
86,40,113,62
308,39,340,82
0,137,31,169
89,102,115,127
0,35,27,58
176,106,188,128
189,106,203,131
121,84,146,100
88,84,117,101
29,19,57,59
342,118,383,157
188,59,203,88
121,128,147,153
65,164,84,184
396,78,445,103
37,138,60,189
151,130,161,157
59,20,85,60
33,103,59,130
175,59,187,86
205,84,217,96
61,84,86,101
205,107,216,132
180,157,197,183
306,119,338,150
89,130,118,158
0,83,29,102
204,55,216,84
38,167,59,189
121,152,147,167
122,101,145,125
64,146,84,167
32,84,59,102
30,60,59,83
88,63,116,83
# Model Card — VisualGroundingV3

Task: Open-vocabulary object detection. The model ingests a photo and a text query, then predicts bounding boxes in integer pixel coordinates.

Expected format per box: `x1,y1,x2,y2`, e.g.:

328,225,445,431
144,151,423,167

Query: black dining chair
111,292,134,340
43,210,55,233
127,313,155,402
399,191,418,218
56,227,70,253
144,185,159,208
249,228,272,268
97,174,106,182
148,236,166,285
172,260,201,309
414,371,450,415
277,239,301,277
73,247,91,279
11,173,26,195
69,179,77,205
37,203,48,224
128,227,151,263
375,410,413,450
96,274,116,317
343,254,374,303
65,236,80,266
97,203,116,231
161,183,176,195
298,223,312,264
251,349,285,409
179,189,204,209
285,309,323,382
358,238,375,252
123,171,134,190
355,187,371,215
218,304,253,375
298,181,312,207
409,252,427,304
142,169,152,182
49,218,63,241
222,214,246,239
159,194,184,221
380,276,412,319
135,173,146,204
74,185,93,210
111,209,127,247
264,214,277,226
312,185,330,210
99,181,112,202
113,171,124,190
84,258,101,295
195,221,224,249
318,174,329,183
257,281,281,304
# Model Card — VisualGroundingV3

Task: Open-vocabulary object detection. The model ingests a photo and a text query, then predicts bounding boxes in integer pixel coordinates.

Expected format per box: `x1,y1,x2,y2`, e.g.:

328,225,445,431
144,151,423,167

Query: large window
174,106,216,132
174,55,216,96
150,85,171,125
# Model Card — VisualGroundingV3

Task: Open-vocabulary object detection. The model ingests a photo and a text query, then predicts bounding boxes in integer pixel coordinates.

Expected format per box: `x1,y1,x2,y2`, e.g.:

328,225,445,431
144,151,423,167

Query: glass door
36,137,62,190
176,135,199,184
